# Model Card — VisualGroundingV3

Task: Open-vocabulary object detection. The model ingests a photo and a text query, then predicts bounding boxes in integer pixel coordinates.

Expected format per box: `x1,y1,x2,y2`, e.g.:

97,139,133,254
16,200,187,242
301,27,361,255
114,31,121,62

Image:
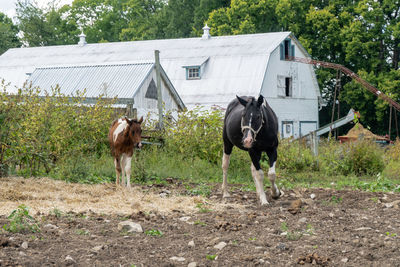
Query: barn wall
133,68,180,119
261,40,319,139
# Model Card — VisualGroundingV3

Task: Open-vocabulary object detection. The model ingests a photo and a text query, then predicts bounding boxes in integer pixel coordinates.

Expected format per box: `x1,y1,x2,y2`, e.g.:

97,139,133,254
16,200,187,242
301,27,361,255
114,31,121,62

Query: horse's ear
257,95,264,107
236,95,248,106
138,116,143,124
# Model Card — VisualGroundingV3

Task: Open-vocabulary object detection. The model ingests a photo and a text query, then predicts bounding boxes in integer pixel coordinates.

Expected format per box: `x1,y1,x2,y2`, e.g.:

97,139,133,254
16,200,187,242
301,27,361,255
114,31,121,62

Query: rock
276,243,288,251
170,256,185,262
65,255,76,265
355,227,372,231
298,217,307,223
43,224,58,231
188,240,195,247
214,241,227,250
179,216,191,222
288,199,302,214
21,241,28,249
19,251,27,257
117,221,143,233
329,213,334,218
341,257,349,263
91,245,103,253
310,193,316,199
384,203,394,208
188,262,197,267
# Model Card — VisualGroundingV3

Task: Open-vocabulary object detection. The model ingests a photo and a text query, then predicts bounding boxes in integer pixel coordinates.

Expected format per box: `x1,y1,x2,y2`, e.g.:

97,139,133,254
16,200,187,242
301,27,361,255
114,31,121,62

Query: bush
275,138,318,173
0,82,117,178
319,139,384,176
164,106,224,164
383,139,400,180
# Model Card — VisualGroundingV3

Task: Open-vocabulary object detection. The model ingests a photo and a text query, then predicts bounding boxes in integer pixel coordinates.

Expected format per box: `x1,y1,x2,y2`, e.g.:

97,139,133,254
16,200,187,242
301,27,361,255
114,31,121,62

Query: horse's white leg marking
250,164,260,198
222,153,231,198
256,169,268,205
268,161,280,198
252,164,268,205
114,158,121,186
124,155,132,188
113,120,128,142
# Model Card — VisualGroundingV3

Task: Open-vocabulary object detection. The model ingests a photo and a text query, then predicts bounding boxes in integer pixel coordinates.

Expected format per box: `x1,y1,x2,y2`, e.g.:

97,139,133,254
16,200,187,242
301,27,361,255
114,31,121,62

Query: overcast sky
0,0,73,19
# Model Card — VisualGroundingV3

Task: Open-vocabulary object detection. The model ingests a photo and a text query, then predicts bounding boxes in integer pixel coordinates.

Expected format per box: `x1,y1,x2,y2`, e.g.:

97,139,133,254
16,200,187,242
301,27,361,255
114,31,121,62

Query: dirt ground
1,177,400,267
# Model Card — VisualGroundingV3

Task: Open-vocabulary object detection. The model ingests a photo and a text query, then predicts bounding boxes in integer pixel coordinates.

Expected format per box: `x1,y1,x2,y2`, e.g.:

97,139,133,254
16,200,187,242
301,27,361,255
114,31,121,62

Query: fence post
155,50,163,129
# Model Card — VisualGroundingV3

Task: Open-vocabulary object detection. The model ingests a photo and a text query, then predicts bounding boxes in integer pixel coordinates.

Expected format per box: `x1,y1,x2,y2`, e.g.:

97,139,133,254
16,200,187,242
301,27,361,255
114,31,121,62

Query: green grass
37,142,400,195
144,229,163,237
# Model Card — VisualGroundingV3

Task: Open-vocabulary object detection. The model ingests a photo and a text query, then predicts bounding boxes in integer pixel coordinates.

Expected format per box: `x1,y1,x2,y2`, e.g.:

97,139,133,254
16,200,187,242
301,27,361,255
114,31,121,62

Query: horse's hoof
271,189,282,200
260,200,270,206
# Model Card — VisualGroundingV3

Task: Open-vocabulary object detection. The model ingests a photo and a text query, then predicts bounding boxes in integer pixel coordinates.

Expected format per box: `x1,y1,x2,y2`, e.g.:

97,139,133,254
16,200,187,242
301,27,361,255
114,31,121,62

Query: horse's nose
137,142,142,149
243,132,253,148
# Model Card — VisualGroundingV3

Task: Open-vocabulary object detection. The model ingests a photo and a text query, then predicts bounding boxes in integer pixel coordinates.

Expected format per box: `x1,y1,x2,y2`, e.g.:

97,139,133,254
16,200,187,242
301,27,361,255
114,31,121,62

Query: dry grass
0,177,243,216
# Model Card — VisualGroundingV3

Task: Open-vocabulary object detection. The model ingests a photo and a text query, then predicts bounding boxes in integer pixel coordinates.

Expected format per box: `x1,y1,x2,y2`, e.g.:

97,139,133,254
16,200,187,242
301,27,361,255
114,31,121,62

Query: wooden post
155,50,163,129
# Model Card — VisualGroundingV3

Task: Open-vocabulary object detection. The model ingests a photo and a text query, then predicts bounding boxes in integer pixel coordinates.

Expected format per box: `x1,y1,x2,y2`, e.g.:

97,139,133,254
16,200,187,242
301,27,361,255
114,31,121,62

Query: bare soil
1,177,400,266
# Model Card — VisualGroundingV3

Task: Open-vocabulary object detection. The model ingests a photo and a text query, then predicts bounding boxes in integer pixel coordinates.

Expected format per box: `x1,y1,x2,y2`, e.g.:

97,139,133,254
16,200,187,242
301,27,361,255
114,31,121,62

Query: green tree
16,0,78,46
0,12,21,55
207,0,280,36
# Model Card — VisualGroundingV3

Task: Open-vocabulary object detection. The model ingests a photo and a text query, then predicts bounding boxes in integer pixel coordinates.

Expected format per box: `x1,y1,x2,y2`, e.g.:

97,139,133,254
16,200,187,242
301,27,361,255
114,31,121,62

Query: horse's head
237,95,264,149
127,116,143,149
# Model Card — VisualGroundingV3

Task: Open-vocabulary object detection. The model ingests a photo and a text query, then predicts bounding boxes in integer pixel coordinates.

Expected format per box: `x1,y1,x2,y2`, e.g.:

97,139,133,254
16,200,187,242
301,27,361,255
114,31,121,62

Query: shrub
275,138,318,173
346,140,384,176
3,204,40,233
163,106,224,164
0,82,117,178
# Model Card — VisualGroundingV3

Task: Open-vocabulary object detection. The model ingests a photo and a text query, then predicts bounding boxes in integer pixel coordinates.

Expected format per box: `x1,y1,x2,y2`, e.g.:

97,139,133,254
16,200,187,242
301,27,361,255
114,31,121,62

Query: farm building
0,27,322,138
26,61,185,119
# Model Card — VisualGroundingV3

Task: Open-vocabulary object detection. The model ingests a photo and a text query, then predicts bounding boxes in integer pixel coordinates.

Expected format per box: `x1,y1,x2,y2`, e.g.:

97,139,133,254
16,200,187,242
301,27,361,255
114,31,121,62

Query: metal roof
28,62,153,100
0,32,292,108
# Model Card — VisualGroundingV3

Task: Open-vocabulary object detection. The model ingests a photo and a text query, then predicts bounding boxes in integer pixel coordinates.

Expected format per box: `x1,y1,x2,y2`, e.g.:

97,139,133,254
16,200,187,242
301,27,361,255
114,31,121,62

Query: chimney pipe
202,24,211,40
78,31,87,46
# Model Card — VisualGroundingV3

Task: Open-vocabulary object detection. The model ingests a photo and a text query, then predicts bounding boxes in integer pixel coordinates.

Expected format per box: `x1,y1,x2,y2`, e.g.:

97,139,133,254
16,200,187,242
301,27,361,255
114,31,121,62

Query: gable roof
0,32,292,108
27,62,185,109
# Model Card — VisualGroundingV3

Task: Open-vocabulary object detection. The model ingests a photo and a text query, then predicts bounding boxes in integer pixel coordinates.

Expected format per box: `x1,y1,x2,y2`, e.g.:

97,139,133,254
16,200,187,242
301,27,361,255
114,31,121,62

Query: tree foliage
0,12,21,55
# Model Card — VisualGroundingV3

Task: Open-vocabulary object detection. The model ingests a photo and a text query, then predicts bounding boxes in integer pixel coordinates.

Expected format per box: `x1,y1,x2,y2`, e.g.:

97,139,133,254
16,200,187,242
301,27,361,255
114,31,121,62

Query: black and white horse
222,95,281,205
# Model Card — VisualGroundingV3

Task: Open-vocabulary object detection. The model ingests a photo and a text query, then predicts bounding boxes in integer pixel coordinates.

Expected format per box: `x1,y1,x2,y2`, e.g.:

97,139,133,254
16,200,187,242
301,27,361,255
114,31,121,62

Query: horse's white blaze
222,153,231,197
113,120,128,142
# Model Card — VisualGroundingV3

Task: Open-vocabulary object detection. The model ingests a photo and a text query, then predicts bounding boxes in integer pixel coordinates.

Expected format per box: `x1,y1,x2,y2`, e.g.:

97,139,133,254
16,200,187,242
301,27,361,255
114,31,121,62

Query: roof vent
78,31,87,46
202,24,211,40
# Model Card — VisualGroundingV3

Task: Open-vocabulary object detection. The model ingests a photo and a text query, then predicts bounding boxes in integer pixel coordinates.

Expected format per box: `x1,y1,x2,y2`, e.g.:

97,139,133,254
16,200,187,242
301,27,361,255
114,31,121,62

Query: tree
0,12,21,55
207,0,281,36
16,0,78,46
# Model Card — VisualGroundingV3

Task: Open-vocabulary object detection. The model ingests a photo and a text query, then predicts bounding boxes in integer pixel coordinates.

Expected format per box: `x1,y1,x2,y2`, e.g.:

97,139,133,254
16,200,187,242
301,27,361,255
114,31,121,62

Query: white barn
0,28,322,138
26,62,185,119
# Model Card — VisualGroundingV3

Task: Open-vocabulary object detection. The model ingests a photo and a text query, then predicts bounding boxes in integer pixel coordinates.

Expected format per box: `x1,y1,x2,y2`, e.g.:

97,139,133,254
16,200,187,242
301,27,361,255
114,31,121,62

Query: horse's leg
222,131,233,198
250,163,261,199
124,153,132,188
249,150,268,205
114,156,122,186
267,149,280,199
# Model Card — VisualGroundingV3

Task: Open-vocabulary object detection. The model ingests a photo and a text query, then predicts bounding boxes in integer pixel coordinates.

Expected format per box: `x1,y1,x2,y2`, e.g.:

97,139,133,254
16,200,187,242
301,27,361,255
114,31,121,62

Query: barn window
285,77,292,97
280,38,295,60
185,66,201,80
145,79,158,100
277,75,293,97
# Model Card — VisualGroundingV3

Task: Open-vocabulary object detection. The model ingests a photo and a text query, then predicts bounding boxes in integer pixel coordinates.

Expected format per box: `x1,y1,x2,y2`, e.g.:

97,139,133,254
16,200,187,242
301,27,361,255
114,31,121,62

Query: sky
0,0,73,19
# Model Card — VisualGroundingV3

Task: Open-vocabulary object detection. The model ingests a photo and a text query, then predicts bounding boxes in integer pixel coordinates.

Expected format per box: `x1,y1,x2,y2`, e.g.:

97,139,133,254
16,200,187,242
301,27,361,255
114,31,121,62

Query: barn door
282,121,294,139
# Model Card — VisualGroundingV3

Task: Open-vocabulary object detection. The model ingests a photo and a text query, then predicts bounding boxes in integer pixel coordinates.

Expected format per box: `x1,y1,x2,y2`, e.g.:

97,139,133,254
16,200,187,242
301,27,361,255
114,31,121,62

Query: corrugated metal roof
28,63,154,99
0,32,292,108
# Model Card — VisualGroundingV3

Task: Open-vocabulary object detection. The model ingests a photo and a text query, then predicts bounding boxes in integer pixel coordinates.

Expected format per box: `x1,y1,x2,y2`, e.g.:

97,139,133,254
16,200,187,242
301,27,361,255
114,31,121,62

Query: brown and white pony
108,116,143,187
